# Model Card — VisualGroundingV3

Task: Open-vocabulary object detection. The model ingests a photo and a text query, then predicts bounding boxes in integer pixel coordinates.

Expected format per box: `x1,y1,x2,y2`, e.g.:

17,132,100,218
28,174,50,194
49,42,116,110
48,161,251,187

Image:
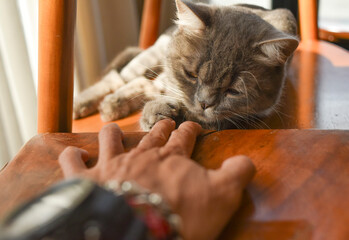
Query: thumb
58,146,89,178
209,155,256,192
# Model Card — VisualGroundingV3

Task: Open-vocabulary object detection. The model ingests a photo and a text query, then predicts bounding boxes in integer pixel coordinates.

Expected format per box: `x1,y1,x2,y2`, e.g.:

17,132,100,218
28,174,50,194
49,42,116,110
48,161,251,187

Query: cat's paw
99,92,145,122
73,70,126,119
73,98,100,119
98,94,131,122
140,100,180,131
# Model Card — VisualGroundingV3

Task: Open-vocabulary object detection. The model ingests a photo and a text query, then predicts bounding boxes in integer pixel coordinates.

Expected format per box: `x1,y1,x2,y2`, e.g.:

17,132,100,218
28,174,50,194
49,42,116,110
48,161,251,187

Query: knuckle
150,132,167,143
164,154,183,163
160,146,185,158
129,148,141,156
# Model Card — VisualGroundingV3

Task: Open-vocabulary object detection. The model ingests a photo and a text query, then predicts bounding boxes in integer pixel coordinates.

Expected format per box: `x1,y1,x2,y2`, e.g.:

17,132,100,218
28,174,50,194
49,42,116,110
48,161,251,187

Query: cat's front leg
140,98,182,131
73,70,125,119
98,77,162,122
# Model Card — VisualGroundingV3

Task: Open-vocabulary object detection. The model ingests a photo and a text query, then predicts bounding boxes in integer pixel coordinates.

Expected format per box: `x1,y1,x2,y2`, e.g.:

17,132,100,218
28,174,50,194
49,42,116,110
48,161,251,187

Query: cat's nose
199,101,213,110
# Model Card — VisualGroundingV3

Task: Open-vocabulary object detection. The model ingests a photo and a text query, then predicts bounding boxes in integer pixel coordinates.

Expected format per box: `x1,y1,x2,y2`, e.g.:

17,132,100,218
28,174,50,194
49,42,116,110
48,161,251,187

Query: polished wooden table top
1,41,349,239
1,129,349,240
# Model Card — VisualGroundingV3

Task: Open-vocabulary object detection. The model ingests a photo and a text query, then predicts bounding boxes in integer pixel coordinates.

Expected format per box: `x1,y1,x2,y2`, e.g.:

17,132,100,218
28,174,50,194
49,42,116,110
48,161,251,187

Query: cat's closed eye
225,88,241,97
184,69,198,80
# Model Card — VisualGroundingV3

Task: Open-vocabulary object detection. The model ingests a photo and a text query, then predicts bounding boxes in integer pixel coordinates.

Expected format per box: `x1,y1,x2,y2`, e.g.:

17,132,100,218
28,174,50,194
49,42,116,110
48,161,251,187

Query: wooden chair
38,0,162,133
1,0,349,239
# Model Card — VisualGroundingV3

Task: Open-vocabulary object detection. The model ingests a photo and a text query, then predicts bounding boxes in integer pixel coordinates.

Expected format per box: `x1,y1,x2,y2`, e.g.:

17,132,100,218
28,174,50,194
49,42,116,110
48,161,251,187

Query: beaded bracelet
105,180,182,240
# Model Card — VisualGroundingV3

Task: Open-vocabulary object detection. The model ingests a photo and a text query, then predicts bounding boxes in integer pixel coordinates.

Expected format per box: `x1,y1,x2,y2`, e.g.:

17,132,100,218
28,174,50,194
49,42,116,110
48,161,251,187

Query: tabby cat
73,0,299,130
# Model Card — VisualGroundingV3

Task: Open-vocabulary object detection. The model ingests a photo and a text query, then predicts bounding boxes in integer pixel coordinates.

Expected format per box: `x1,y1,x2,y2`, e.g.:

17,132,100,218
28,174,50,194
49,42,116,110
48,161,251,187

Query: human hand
58,119,255,240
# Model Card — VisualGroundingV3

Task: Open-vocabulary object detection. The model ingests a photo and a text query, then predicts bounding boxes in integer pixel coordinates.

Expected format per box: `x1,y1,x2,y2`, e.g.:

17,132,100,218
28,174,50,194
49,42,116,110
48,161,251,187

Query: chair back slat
298,0,318,41
38,0,76,133
139,0,162,49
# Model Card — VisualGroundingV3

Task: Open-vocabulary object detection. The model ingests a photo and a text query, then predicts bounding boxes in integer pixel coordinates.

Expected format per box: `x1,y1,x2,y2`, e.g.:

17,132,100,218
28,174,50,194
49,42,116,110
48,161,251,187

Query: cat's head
166,0,298,127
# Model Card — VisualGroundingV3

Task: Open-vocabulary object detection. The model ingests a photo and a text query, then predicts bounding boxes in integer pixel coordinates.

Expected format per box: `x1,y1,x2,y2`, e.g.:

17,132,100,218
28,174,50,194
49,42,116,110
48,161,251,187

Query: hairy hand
58,119,255,240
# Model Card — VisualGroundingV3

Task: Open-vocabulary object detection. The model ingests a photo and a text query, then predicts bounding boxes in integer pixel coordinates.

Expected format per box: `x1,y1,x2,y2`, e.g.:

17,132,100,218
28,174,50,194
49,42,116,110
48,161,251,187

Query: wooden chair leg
298,0,318,41
139,0,162,49
38,0,76,133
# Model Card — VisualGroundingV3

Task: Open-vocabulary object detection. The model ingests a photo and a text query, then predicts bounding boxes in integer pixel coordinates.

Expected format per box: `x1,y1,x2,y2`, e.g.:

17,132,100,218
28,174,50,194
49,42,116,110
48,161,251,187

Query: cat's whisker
150,94,184,103
223,116,242,129
238,76,249,114
245,114,271,129
274,109,285,127
271,105,291,118
132,62,162,79
215,116,221,131
154,78,186,97
162,87,186,100
127,91,179,104
148,90,186,105
220,112,243,129
244,117,264,129
223,110,245,119
140,77,185,99
164,85,185,97
221,111,268,129
268,105,287,127
232,107,271,129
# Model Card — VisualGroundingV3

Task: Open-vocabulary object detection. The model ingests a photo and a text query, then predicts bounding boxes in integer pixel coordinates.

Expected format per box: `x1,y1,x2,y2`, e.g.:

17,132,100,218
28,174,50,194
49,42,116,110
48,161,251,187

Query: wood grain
193,129,349,240
1,129,349,239
38,0,76,133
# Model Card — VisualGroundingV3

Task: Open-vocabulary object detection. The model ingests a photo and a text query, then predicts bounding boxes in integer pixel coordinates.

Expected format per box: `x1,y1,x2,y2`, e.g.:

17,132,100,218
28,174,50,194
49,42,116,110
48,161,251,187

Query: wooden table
1,41,349,239
1,129,349,240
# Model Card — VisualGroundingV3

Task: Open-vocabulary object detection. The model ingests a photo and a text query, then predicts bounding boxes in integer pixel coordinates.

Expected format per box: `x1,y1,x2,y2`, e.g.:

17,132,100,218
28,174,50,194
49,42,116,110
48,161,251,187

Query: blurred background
0,0,348,167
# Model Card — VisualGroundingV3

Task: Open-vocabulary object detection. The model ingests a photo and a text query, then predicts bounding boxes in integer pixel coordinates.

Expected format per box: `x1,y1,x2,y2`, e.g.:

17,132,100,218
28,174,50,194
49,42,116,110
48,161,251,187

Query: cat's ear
175,0,211,34
256,32,299,65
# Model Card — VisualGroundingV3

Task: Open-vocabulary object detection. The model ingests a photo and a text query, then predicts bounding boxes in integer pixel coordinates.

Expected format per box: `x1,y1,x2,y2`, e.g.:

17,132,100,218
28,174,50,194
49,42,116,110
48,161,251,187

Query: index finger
161,121,202,157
